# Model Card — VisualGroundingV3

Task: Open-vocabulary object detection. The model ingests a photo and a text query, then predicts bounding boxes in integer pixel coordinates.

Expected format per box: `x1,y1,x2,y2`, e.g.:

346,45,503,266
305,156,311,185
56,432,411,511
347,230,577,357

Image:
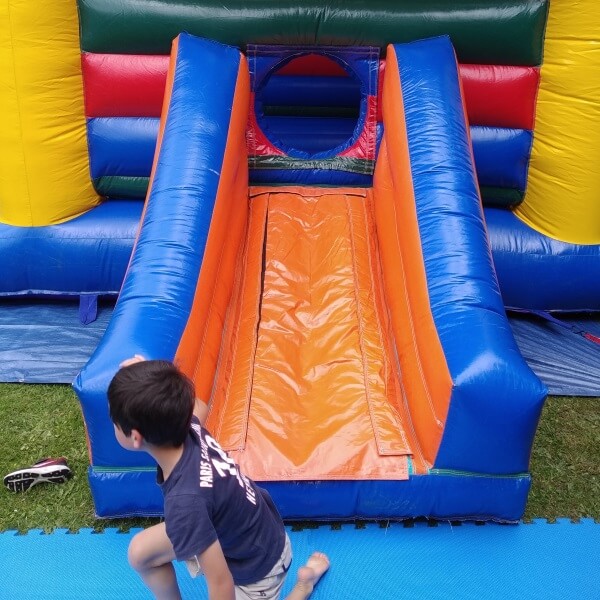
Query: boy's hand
119,354,146,369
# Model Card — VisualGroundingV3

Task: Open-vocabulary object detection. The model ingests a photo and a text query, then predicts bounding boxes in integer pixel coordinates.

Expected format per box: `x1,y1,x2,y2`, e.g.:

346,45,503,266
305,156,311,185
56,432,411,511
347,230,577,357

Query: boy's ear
130,429,145,449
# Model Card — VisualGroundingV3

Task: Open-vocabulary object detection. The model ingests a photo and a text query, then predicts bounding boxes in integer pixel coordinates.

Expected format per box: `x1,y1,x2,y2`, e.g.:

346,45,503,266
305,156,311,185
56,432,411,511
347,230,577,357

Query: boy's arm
196,539,235,600
194,398,209,426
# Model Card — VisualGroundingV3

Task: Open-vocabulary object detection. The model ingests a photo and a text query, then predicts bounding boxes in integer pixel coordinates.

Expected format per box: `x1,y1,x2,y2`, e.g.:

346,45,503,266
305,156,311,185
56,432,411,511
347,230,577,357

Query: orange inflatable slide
76,34,546,521
206,186,412,481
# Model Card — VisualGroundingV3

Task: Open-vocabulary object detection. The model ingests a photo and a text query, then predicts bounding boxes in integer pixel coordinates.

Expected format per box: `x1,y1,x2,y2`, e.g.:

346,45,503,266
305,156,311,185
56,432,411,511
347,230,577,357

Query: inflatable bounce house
1,1,599,521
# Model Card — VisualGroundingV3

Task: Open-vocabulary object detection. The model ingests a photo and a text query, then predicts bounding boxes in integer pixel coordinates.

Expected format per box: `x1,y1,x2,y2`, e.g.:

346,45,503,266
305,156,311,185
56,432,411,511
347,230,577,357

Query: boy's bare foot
289,552,330,599
304,552,329,585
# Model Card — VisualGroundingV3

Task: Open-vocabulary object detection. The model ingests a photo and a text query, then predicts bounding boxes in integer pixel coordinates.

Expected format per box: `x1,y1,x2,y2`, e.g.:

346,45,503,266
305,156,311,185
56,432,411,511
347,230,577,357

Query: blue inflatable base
88,466,531,522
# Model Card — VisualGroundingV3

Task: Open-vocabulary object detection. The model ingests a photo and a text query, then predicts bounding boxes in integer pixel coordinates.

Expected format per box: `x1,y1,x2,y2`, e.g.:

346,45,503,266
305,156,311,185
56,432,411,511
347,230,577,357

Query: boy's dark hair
108,360,195,447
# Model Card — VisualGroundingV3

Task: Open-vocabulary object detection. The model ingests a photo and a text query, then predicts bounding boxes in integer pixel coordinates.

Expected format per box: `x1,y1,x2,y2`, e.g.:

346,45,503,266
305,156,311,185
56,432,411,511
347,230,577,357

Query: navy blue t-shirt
158,417,285,585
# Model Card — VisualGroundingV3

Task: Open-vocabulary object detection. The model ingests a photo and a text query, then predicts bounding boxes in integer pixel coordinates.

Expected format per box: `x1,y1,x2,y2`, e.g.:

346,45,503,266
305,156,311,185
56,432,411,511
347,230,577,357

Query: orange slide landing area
206,186,417,482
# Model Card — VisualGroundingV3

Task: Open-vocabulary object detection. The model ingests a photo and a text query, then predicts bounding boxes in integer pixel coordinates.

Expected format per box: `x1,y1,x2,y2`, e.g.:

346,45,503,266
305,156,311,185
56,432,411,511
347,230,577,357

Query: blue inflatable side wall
86,117,531,197
486,208,600,311
74,34,245,483
0,201,140,296
389,37,547,476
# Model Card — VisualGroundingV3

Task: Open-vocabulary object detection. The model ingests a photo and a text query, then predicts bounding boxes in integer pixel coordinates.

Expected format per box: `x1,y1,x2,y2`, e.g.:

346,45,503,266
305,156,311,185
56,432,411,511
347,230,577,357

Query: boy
108,356,329,600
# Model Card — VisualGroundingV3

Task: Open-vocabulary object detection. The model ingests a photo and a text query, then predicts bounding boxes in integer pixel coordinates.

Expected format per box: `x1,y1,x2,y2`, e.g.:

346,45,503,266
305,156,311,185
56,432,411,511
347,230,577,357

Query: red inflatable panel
82,53,169,117
82,53,539,131
277,53,348,76
459,64,539,129
378,61,539,129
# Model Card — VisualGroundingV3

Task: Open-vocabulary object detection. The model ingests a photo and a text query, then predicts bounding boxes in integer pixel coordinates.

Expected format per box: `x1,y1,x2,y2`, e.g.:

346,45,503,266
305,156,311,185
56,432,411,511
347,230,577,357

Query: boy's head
108,359,195,448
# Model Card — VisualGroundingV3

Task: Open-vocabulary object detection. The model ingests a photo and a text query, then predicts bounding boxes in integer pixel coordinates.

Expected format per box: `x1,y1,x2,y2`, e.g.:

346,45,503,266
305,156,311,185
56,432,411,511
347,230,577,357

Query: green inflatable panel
78,0,548,66
480,186,525,208
94,176,150,199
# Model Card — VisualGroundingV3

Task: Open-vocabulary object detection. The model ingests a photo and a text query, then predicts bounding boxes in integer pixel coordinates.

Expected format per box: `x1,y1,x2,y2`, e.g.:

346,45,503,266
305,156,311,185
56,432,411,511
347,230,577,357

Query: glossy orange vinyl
175,56,250,401
208,187,409,481
372,46,453,467
206,194,269,451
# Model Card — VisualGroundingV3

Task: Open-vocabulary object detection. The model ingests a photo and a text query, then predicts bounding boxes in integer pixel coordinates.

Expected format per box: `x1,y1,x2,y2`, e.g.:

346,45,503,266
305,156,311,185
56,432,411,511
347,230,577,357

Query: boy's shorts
235,533,293,600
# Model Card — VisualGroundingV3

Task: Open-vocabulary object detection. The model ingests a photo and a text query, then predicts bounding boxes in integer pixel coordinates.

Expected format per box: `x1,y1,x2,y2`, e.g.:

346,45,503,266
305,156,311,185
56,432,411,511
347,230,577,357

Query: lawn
0,383,598,532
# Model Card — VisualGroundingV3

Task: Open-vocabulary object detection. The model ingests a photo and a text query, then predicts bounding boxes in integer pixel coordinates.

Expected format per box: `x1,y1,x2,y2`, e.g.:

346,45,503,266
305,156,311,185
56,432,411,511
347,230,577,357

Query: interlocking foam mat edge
1,520,598,599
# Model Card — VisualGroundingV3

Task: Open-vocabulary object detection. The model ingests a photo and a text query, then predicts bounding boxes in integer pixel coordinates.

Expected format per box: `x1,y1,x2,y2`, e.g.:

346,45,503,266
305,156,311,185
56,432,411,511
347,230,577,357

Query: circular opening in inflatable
256,53,363,157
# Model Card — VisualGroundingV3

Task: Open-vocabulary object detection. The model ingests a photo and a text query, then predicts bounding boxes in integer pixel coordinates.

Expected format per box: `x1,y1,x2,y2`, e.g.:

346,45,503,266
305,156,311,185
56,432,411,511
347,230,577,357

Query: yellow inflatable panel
0,0,98,226
517,0,600,245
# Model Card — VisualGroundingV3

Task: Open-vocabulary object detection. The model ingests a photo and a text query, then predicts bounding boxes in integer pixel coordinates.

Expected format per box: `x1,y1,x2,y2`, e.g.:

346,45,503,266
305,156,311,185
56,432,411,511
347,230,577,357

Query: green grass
0,384,157,533
0,384,598,532
524,395,599,521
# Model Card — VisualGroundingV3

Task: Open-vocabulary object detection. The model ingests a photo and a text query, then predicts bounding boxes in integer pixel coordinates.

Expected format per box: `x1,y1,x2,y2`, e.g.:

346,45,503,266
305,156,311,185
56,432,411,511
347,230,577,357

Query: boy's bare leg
128,522,182,600
285,552,330,600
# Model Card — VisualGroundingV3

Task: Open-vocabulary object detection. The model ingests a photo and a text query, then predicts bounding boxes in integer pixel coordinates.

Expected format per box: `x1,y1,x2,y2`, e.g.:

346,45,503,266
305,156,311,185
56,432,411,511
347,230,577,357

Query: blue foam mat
0,521,598,599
